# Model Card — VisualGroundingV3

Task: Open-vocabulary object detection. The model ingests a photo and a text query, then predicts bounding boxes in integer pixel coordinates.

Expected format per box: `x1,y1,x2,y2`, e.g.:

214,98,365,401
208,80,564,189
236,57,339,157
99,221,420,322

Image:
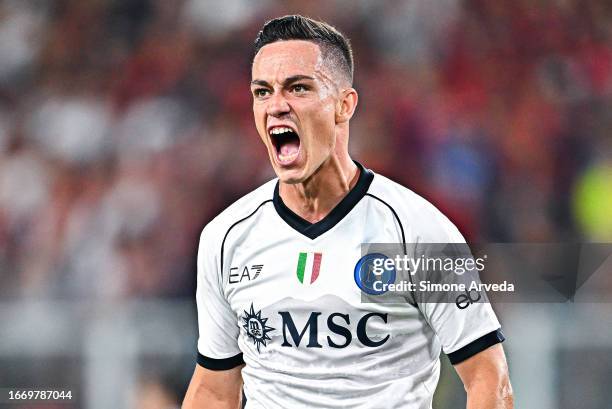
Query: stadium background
0,0,610,408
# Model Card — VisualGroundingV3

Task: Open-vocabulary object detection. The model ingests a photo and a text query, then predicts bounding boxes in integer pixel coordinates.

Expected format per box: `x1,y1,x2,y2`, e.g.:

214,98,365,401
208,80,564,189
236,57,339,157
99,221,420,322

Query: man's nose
266,92,291,117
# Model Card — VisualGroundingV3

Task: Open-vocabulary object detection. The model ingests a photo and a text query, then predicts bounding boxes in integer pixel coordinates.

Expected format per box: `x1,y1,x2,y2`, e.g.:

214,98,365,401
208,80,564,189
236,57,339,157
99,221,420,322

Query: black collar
272,161,374,240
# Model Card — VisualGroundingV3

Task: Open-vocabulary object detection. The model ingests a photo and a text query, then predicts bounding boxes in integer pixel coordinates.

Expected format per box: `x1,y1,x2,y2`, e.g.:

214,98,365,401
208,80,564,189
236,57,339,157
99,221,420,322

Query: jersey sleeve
420,295,504,365
416,210,505,365
195,224,244,370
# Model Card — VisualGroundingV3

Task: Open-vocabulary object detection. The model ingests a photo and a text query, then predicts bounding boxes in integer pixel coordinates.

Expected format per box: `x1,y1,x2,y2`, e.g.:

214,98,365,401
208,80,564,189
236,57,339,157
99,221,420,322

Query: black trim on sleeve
220,200,272,277
447,329,505,365
197,352,245,370
272,161,374,240
365,193,417,307
364,193,407,253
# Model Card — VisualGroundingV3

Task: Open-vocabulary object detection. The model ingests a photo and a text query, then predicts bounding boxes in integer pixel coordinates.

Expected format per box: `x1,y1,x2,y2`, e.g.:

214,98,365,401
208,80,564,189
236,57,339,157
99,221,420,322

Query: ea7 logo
229,264,263,284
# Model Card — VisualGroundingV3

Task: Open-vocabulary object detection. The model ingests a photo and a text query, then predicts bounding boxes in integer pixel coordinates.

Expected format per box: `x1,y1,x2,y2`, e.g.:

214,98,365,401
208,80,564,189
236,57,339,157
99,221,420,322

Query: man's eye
291,84,308,93
253,88,270,97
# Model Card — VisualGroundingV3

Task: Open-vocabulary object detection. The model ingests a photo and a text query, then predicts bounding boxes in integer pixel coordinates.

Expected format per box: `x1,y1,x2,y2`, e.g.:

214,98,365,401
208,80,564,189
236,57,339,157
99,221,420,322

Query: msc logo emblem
229,264,263,284
240,306,391,351
279,311,390,349
242,303,275,352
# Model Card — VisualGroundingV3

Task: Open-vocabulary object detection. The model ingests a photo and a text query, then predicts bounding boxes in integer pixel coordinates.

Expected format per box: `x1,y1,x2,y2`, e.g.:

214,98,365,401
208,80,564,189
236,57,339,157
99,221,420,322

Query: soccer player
183,15,513,409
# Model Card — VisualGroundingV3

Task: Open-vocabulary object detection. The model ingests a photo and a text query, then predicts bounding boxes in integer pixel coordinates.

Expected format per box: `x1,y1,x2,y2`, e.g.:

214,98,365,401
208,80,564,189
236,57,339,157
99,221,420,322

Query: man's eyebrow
250,75,315,87
250,79,271,87
283,75,315,85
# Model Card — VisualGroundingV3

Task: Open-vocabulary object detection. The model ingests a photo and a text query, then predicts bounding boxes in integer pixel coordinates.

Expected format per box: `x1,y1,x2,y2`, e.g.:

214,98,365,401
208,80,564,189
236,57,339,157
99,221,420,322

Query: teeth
279,151,299,162
269,127,294,135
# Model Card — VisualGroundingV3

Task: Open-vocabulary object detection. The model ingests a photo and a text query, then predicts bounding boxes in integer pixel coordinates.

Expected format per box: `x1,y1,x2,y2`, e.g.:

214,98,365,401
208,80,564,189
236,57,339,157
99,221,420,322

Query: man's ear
335,88,358,123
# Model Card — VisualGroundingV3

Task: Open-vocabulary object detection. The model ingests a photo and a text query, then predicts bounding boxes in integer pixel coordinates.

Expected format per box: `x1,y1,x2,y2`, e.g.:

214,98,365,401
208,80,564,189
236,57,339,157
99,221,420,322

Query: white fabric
196,171,501,408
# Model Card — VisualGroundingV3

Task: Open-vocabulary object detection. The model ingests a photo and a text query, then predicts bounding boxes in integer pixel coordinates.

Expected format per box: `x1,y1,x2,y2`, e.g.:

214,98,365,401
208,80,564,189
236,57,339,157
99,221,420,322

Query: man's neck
279,156,359,224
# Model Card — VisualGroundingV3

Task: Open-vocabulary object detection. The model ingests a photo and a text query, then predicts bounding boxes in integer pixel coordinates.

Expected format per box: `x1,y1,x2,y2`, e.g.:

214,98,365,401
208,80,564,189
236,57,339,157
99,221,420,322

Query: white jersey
196,162,503,409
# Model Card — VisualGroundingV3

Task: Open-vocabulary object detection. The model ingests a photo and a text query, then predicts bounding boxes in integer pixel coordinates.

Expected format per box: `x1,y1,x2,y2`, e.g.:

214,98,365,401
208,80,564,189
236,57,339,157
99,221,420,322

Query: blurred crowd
0,0,610,300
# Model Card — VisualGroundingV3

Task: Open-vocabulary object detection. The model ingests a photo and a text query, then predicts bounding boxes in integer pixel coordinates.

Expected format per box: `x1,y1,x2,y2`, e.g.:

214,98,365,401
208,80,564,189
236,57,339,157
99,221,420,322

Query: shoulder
366,170,465,243
199,178,277,246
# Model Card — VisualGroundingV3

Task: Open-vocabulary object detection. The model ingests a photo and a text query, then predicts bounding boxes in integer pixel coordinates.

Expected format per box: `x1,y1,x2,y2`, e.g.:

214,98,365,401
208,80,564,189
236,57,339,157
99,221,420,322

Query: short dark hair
253,15,354,85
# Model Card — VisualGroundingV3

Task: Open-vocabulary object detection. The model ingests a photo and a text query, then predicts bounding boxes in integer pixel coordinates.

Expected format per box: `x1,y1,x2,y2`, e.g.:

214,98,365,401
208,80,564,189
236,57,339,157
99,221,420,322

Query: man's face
251,40,340,184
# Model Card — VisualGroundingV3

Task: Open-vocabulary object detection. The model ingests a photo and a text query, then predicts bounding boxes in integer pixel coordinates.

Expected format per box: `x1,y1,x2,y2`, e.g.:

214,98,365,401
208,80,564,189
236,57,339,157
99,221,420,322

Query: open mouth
269,126,300,165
